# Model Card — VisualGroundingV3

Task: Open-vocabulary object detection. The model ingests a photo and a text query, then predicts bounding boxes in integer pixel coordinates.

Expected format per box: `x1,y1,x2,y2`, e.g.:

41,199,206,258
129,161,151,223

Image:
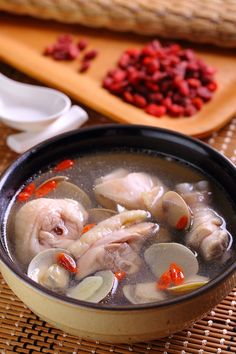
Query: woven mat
0,62,236,354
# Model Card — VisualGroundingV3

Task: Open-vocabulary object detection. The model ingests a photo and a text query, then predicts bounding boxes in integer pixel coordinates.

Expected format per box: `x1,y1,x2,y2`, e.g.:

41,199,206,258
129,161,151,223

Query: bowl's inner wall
0,125,236,309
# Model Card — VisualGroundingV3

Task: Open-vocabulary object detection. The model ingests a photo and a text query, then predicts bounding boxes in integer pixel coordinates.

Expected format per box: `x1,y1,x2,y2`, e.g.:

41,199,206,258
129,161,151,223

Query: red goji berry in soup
35,180,57,197
54,159,74,172
115,271,126,281
17,182,35,202
57,253,77,273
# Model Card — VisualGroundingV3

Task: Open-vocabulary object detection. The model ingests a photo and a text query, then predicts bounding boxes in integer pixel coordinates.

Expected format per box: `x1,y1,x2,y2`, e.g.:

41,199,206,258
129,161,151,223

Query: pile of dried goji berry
43,34,98,72
102,40,217,118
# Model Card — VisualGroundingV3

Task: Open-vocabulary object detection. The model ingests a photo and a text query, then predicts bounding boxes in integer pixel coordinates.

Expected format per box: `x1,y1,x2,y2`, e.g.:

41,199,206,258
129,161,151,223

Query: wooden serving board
0,14,236,138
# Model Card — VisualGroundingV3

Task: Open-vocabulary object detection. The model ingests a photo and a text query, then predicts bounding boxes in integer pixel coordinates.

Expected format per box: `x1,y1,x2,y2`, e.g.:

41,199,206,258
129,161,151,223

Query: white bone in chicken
68,209,149,259
15,198,88,265
94,169,166,216
76,222,157,279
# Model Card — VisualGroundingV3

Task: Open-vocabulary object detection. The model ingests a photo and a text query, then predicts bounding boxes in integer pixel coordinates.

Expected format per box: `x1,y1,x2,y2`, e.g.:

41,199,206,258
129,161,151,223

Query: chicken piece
186,208,228,260
68,209,149,259
201,229,229,261
76,222,157,279
77,243,141,280
176,180,211,208
94,169,166,217
15,198,88,265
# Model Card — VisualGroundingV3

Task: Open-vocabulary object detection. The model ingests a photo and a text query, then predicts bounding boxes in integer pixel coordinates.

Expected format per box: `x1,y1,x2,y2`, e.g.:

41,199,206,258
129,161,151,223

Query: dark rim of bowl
0,124,236,311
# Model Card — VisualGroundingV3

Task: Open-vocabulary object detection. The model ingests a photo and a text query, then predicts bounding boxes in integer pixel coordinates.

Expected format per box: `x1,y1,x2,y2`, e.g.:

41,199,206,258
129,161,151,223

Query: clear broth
5,150,236,305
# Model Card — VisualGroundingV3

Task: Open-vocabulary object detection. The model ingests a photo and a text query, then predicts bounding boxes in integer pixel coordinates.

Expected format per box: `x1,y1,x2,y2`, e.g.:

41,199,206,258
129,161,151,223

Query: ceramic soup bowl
0,125,235,343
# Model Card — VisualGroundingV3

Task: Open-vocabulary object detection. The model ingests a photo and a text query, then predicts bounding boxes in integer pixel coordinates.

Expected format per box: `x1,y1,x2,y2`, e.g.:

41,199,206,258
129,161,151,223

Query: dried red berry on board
79,61,91,73
43,34,98,73
77,39,88,51
102,40,217,118
83,50,98,61
44,34,79,61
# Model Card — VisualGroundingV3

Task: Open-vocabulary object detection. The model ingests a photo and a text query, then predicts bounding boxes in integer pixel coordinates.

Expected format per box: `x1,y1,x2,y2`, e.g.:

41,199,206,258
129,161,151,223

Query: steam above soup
6,151,234,305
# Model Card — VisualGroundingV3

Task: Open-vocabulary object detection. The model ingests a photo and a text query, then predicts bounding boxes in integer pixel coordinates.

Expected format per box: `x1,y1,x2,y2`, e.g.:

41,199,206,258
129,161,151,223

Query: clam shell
67,276,103,301
88,270,116,303
167,280,209,295
67,270,116,303
162,191,191,230
37,178,92,208
37,176,69,188
27,248,69,282
40,264,69,291
27,248,72,291
144,243,199,279
54,181,92,208
123,282,166,304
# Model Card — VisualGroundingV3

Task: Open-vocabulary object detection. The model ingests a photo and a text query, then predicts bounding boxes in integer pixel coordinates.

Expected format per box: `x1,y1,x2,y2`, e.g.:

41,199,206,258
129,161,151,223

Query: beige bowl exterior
1,260,236,343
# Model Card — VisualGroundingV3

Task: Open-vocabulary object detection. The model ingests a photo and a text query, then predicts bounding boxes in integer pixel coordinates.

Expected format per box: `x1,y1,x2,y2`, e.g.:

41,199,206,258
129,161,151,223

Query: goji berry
115,271,126,281
17,182,35,202
169,263,185,285
123,91,134,103
81,223,96,234
176,215,189,230
192,97,203,110
79,61,91,73
57,253,77,273
157,270,171,290
207,81,218,92
35,180,57,198
133,94,147,108
145,104,166,117
102,40,217,118
77,39,88,50
54,159,74,172
83,50,98,61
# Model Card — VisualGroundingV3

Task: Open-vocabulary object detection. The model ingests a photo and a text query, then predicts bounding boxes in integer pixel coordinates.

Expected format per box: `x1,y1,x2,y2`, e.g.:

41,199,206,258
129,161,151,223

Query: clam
54,181,92,208
123,282,166,304
37,176,69,188
162,191,191,230
67,276,103,301
67,270,116,303
27,248,72,291
88,208,116,224
144,243,199,279
40,264,69,291
37,178,92,208
167,275,209,295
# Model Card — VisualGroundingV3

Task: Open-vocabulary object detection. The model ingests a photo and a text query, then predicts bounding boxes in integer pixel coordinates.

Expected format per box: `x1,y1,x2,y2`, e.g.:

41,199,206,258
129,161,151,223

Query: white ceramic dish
0,73,71,131
7,105,88,153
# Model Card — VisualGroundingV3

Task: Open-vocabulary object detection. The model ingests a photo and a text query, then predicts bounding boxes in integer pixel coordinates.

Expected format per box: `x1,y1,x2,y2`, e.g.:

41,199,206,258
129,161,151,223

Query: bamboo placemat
0,62,236,354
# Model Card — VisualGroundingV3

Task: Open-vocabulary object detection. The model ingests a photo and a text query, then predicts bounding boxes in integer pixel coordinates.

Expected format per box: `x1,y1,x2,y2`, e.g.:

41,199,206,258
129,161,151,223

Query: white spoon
7,105,88,154
0,73,71,131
